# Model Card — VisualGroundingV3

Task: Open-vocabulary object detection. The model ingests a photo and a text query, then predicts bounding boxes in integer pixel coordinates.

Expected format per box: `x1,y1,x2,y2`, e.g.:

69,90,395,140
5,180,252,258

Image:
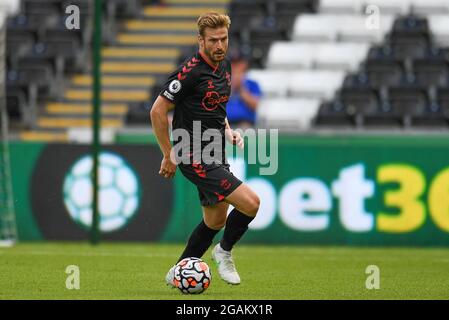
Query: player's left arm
225,118,244,149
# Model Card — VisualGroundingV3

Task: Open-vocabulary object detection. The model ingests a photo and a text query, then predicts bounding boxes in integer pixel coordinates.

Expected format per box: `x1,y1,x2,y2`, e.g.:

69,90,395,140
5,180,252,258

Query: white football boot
211,244,241,285
165,265,176,288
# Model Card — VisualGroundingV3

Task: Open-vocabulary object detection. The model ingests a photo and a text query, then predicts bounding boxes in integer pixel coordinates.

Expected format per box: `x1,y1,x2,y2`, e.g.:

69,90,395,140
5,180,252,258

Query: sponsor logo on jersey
201,91,229,111
220,178,231,190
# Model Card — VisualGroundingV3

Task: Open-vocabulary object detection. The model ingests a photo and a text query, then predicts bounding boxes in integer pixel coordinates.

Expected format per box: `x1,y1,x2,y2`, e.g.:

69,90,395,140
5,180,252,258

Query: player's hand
159,156,177,179
226,129,244,149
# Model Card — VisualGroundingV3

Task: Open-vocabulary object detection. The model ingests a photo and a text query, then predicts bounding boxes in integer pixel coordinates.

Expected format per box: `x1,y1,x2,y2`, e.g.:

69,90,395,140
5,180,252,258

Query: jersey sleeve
159,61,197,105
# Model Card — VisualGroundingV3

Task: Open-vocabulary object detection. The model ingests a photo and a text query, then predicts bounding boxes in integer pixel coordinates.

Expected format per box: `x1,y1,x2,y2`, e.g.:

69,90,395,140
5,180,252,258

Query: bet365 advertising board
9,134,449,245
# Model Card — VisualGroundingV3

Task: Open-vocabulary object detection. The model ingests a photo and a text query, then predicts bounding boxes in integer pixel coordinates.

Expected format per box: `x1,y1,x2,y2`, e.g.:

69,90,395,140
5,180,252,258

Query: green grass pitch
1,243,448,300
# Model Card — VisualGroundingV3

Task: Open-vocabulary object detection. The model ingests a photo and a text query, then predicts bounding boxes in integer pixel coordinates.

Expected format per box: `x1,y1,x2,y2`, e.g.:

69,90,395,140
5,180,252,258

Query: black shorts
178,162,243,207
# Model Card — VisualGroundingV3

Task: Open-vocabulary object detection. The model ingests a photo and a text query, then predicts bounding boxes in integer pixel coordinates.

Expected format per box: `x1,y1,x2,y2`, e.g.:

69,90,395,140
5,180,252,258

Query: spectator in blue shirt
226,52,262,128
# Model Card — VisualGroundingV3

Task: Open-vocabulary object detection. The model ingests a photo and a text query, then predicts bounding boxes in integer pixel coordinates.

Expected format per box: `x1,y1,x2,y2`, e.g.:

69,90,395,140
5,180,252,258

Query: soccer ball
173,257,211,294
63,152,141,232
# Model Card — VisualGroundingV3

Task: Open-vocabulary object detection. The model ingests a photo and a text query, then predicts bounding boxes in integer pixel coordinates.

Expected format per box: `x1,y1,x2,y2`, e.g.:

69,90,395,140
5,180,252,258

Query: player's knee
212,220,226,230
205,217,226,230
247,195,260,217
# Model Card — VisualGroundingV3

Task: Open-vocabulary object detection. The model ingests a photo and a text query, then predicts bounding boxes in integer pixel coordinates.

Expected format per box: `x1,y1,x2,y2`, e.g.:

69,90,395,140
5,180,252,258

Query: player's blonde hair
197,12,231,37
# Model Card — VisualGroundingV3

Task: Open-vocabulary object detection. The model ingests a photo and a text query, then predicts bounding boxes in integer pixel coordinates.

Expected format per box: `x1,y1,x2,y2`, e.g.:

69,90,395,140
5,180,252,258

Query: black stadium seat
62,0,90,15
365,59,405,88
31,39,80,73
340,88,380,116
314,101,356,127
6,34,34,60
230,0,267,17
388,87,428,117
411,102,449,127
8,63,55,100
438,88,449,111
275,0,318,15
22,0,61,15
6,87,27,121
413,59,449,87
389,31,432,60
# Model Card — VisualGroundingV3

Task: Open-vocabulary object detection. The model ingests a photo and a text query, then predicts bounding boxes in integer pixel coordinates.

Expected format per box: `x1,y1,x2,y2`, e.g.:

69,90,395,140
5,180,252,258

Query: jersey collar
198,51,220,73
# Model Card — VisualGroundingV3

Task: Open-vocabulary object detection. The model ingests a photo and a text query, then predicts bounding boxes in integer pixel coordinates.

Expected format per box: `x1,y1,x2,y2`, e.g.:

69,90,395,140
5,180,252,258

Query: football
173,257,211,294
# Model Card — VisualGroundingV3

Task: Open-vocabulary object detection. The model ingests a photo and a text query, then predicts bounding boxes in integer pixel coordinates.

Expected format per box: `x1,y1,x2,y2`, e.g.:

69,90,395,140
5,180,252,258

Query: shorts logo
220,179,231,190
169,80,182,93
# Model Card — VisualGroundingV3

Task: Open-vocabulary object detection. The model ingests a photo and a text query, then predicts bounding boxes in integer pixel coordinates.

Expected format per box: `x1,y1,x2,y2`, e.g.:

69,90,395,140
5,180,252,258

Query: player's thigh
224,183,260,217
202,201,229,230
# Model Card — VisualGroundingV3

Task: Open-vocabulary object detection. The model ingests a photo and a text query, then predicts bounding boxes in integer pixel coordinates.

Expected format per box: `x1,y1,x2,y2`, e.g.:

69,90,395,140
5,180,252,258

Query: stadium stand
4,0,449,138
5,0,227,141
240,0,449,131
314,1,449,129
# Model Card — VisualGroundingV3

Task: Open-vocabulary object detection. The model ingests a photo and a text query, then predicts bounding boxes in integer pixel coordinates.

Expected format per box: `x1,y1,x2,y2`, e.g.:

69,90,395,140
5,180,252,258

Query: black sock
178,220,220,262
220,209,254,251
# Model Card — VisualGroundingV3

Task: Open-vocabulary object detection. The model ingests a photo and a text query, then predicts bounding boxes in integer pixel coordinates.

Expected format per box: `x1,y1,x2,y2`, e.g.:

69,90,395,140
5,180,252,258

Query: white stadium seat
363,0,410,15
428,15,449,46
0,0,20,16
410,0,449,14
338,15,394,43
319,0,449,15
246,70,290,98
293,15,394,44
266,42,315,69
257,98,321,130
292,15,338,42
288,71,346,99
314,43,370,71
319,0,362,14
267,42,369,72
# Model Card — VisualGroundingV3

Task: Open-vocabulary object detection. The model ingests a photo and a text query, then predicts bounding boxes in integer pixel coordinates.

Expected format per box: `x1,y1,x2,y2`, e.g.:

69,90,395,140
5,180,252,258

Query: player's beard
205,47,227,64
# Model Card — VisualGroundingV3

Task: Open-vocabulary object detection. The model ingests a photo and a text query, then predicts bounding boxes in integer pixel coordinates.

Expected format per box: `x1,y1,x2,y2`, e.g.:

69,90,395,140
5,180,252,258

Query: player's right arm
150,58,197,179
150,96,176,179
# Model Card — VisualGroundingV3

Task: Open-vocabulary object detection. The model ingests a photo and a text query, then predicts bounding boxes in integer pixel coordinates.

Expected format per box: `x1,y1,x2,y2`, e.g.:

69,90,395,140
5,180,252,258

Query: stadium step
46,103,128,116
102,47,180,59
64,89,150,102
20,131,68,142
124,21,197,32
116,34,197,46
101,62,175,74
143,6,226,18
37,117,123,129
71,75,156,87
